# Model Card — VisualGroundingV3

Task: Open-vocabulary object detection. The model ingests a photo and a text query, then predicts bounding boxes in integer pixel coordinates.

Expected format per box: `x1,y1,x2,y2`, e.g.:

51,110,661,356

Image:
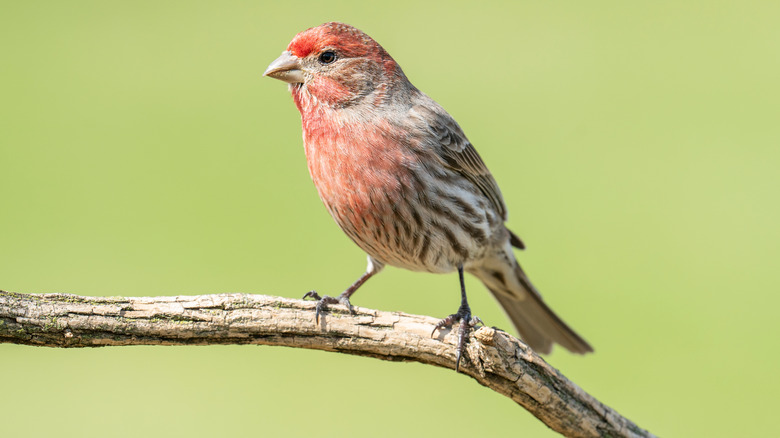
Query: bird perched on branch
264,22,592,371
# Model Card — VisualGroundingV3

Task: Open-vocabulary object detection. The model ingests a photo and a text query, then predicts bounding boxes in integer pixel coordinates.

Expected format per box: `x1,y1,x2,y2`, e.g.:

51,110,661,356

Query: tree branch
1,290,653,438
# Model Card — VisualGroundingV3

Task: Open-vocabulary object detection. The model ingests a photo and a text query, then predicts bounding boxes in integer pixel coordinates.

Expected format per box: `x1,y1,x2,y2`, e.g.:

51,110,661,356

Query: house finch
264,22,593,370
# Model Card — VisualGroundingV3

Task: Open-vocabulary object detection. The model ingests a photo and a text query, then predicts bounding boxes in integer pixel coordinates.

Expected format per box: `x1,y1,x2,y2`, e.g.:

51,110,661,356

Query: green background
2,1,778,437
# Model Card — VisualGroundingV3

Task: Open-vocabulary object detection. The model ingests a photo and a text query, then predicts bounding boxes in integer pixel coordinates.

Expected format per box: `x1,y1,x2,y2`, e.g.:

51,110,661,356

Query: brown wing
410,102,508,221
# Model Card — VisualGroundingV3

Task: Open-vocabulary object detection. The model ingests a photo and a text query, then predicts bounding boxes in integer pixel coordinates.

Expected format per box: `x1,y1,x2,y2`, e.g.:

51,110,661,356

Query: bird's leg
302,271,373,323
431,265,483,372
303,256,384,323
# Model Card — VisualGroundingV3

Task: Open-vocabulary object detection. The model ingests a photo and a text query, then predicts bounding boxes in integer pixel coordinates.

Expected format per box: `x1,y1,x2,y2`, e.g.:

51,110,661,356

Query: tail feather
472,259,593,355
489,289,555,353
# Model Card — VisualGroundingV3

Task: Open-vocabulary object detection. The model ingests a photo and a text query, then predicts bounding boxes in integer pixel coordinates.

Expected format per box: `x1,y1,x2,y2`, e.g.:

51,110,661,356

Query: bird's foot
302,291,354,323
431,308,483,372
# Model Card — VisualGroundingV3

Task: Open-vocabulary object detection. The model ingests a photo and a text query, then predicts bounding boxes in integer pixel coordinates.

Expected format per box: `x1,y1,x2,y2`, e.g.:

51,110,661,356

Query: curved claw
302,291,354,324
432,311,481,372
338,296,354,314
455,317,471,372
314,299,331,323
431,314,457,337
302,291,322,301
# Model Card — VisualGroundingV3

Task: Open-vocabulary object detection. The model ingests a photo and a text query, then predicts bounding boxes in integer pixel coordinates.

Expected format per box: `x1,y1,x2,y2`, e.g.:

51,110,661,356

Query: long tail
470,256,593,355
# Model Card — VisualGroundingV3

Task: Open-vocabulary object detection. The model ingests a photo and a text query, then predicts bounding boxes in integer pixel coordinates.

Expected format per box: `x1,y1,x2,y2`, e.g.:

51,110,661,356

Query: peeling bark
0,290,654,438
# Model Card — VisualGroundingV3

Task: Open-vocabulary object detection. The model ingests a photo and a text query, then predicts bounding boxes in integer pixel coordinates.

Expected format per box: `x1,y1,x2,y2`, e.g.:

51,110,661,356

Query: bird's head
264,22,407,110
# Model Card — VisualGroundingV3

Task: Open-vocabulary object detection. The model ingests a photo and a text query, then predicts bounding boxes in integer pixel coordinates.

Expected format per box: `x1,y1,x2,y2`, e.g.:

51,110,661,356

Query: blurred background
2,1,778,436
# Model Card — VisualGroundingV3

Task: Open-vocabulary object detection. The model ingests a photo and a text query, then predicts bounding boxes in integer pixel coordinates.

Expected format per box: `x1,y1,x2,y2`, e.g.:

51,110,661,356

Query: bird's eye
318,51,337,64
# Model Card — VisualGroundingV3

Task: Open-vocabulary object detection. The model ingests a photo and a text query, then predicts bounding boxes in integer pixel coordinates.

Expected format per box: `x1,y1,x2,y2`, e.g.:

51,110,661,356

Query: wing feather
409,102,508,220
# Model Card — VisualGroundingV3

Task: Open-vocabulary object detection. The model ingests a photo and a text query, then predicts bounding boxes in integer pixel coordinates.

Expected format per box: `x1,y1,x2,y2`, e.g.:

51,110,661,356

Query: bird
263,22,593,371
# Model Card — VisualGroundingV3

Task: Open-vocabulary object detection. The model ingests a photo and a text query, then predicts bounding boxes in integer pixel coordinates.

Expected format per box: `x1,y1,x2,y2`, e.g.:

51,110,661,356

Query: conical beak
263,51,305,84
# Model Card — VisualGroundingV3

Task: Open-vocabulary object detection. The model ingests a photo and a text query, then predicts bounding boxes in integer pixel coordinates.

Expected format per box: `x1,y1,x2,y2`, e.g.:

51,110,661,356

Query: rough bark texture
0,290,654,438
